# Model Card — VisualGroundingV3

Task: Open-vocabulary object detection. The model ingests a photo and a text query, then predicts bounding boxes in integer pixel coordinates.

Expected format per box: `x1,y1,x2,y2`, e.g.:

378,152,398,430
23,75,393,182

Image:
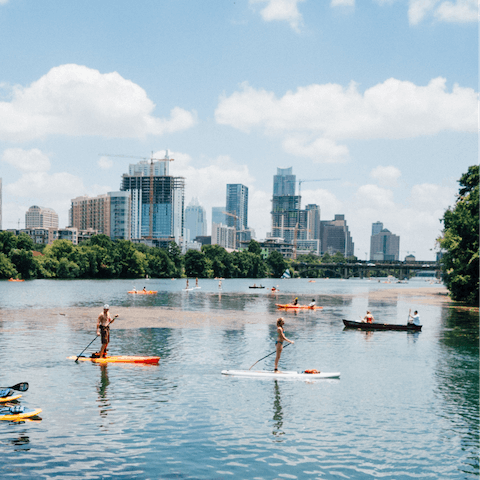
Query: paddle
248,343,290,370
75,315,118,362
0,382,29,392
407,308,411,324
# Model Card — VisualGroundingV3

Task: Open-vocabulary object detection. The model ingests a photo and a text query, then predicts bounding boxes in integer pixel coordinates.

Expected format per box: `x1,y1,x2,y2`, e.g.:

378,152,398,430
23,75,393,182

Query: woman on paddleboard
274,318,294,372
96,304,116,358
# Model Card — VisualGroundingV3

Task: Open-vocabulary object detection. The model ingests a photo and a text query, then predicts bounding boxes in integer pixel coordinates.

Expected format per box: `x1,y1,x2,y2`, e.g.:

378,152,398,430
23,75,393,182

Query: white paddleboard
221,369,340,379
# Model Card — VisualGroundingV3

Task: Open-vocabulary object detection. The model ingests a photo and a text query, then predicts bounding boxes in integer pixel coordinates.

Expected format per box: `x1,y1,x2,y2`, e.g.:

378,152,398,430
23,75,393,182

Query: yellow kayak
0,406,42,421
69,355,160,364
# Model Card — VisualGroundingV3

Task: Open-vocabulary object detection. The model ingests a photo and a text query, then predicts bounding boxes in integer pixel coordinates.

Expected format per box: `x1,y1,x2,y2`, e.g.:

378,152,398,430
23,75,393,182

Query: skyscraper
25,206,59,229
273,167,296,196
271,167,304,242
370,227,400,261
372,221,383,236
226,184,248,231
71,194,111,234
320,214,354,256
185,198,207,242
121,153,185,245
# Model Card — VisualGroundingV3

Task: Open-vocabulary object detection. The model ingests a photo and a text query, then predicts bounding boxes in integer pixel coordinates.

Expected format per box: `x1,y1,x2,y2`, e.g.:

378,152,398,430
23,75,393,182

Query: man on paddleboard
274,318,294,372
96,304,116,358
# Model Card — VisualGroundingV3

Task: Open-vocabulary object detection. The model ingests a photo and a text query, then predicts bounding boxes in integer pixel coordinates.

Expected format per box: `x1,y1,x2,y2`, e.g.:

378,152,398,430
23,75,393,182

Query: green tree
9,249,38,279
16,233,34,251
202,245,230,278
266,250,287,278
114,241,147,278
146,248,176,278
167,241,183,276
0,253,18,279
56,258,80,279
0,231,18,255
438,165,479,304
184,250,209,277
247,239,262,256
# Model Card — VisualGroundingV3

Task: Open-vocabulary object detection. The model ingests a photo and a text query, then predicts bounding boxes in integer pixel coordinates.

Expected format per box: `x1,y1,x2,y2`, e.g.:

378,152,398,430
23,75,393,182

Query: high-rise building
273,167,296,196
226,184,248,231
70,192,130,240
305,204,321,240
271,167,308,243
372,221,383,236
212,222,236,250
25,206,59,229
109,191,131,241
370,227,400,261
71,194,111,236
185,198,207,242
0,178,2,230
320,214,354,256
212,207,226,228
120,153,185,245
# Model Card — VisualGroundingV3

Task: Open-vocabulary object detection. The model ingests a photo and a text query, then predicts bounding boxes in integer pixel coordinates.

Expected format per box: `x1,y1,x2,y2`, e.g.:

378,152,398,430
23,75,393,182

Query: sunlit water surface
0,278,478,479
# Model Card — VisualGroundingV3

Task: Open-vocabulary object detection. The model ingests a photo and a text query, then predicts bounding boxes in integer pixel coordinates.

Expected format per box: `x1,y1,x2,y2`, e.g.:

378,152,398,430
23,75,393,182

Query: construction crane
100,151,174,239
222,211,239,230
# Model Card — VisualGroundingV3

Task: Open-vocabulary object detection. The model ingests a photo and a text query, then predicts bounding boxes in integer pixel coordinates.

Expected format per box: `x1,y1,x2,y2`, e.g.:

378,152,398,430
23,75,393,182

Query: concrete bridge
292,261,441,280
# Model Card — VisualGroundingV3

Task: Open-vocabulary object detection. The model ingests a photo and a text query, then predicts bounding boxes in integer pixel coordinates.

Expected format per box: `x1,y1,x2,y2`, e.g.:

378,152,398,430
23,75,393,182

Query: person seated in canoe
253,283,257,287
143,286,147,293
308,299,316,307
408,310,420,325
292,297,298,306
132,287,137,293
95,304,117,358
363,311,375,323
275,318,294,372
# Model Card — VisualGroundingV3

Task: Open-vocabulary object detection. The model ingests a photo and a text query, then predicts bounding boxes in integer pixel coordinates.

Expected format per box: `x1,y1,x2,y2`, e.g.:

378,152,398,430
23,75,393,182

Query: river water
0,278,478,479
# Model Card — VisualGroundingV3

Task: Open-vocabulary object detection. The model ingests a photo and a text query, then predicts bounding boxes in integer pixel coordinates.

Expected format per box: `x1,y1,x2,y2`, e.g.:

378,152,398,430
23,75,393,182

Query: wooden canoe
276,304,321,310
342,319,422,331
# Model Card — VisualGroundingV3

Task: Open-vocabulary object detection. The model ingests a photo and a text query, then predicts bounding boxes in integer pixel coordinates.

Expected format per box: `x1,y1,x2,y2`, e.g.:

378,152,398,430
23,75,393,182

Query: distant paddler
362,311,375,323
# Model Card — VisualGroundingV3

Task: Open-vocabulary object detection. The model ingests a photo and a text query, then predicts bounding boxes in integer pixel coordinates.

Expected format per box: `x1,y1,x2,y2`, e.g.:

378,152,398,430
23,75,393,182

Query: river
0,278,478,479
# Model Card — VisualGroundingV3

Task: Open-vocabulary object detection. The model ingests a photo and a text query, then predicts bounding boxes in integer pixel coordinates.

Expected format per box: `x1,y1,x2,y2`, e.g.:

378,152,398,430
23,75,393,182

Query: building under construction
120,154,185,246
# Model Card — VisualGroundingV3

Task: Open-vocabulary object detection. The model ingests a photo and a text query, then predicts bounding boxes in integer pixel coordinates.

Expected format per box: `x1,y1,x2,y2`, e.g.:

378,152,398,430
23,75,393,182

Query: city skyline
0,1,476,260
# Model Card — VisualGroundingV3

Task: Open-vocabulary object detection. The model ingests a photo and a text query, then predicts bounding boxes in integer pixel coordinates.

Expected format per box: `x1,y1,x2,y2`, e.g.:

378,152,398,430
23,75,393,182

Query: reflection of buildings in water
272,380,285,439
97,364,110,418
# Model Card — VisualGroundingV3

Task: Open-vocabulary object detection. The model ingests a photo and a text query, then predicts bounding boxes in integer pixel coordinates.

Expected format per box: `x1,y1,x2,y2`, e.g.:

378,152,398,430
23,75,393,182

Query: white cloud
215,78,476,162
2,148,51,172
98,157,114,170
250,0,305,31
370,165,402,187
0,64,196,142
408,0,477,25
331,0,355,7
1,148,111,228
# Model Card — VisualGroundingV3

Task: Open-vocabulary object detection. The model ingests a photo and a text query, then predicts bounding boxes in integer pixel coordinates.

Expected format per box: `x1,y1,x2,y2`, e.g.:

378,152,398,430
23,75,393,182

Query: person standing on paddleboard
96,304,116,358
274,318,294,372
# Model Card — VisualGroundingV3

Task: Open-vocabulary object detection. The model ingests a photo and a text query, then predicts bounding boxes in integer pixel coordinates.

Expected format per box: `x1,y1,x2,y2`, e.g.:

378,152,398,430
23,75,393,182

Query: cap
103,304,109,310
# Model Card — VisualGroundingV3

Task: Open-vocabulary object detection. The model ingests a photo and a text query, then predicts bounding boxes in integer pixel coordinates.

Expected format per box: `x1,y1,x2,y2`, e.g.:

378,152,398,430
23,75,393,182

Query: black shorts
100,325,110,344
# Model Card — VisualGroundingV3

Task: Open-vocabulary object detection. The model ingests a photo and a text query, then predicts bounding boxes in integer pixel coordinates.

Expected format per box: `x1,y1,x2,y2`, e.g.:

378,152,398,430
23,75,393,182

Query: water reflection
272,381,284,441
435,308,479,476
96,364,110,418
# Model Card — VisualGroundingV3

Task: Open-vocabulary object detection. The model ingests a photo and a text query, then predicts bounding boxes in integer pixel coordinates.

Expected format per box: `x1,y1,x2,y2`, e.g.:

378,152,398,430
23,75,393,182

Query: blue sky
0,0,477,260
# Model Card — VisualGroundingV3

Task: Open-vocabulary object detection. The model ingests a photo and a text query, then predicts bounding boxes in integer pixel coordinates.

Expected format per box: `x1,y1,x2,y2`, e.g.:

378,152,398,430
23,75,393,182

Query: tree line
0,234,296,280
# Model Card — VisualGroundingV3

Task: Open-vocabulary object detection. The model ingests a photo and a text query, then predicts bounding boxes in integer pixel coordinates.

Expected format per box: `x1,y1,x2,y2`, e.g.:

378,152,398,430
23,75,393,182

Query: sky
0,0,477,260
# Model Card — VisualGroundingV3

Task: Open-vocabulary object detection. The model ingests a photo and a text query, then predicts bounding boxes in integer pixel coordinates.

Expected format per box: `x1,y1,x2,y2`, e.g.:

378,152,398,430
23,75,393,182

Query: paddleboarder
274,318,294,372
96,304,116,358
